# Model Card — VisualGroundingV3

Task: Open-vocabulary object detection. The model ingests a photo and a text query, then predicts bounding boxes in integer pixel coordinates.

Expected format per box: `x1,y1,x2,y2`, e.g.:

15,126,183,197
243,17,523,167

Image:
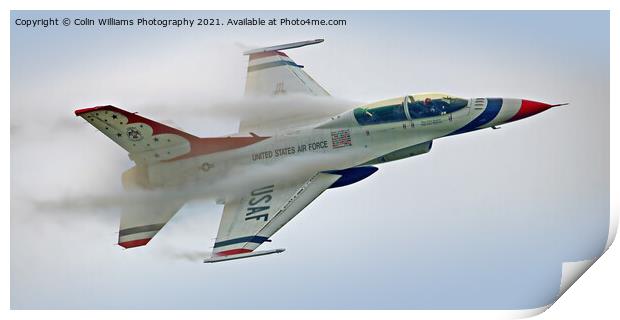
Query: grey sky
10,11,609,309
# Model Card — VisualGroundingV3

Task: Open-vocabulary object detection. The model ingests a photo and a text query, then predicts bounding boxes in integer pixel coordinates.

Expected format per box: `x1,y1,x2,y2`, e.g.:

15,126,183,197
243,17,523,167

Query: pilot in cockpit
424,98,438,115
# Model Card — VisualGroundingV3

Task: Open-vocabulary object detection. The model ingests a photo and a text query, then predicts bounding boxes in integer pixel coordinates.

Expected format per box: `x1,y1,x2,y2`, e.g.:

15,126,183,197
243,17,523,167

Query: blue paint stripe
214,236,269,248
450,98,503,135
324,166,379,189
248,60,302,72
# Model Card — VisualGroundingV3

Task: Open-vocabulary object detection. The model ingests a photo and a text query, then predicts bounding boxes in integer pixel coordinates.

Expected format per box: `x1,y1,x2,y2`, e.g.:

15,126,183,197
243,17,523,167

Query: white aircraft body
75,39,564,263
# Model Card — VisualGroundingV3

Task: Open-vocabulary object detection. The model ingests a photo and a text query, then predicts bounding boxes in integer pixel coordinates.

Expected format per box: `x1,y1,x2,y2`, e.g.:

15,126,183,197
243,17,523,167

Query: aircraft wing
205,172,340,263
243,39,330,97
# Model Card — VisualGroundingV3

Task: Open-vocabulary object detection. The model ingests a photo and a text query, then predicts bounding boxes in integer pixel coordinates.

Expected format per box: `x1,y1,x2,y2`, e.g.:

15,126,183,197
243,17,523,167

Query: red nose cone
509,100,553,122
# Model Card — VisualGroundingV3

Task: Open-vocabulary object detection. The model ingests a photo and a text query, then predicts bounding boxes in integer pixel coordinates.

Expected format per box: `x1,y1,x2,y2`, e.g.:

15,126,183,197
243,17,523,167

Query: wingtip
243,39,325,55
204,248,286,263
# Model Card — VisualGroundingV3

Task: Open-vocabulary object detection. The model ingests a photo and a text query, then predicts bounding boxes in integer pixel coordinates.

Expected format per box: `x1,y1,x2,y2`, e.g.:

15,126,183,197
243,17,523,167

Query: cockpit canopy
353,93,468,126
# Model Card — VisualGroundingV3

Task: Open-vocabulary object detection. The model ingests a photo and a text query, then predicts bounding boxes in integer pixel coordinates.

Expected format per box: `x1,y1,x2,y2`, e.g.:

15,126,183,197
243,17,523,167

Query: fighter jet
74,39,565,263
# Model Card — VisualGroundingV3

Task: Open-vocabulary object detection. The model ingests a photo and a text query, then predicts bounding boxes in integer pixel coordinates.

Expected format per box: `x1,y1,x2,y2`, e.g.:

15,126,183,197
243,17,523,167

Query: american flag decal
331,129,352,148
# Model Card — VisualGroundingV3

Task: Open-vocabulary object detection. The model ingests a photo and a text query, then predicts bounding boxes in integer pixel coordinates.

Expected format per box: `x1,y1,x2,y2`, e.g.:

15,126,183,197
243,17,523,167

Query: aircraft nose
508,99,556,122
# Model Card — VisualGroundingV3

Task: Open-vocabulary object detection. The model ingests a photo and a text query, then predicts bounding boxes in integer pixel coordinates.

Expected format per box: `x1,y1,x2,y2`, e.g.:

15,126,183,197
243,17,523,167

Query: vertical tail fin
75,105,271,165
75,105,196,164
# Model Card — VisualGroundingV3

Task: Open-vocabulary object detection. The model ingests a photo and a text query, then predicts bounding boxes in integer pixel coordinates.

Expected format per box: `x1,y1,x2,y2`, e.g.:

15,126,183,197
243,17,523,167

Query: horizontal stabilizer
203,249,285,263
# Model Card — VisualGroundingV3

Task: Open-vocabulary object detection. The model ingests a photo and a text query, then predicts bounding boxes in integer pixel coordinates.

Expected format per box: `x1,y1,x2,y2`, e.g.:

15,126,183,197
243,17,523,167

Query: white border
0,0,616,10
4,1,617,319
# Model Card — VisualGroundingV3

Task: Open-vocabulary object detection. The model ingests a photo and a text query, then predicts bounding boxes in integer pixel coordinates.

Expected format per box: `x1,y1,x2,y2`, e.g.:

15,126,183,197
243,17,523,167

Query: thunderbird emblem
126,127,143,141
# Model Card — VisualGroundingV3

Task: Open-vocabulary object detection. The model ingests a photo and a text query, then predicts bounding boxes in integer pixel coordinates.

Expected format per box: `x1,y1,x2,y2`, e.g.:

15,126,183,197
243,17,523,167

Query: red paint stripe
248,51,288,61
74,107,100,116
119,238,151,248
216,248,252,256
509,99,553,122
167,136,269,161
74,105,199,138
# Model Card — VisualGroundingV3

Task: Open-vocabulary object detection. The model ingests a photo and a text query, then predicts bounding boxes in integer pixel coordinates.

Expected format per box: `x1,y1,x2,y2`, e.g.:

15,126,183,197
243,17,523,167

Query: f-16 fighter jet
75,39,565,263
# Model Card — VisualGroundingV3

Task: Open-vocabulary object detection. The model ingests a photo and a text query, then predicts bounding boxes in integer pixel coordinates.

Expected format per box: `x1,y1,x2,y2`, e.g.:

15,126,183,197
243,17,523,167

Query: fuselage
142,94,558,197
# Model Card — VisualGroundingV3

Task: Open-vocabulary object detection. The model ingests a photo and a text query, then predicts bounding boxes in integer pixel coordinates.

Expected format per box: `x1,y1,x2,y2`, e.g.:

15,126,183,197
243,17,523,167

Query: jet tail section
75,105,270,165
75,105,197,164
